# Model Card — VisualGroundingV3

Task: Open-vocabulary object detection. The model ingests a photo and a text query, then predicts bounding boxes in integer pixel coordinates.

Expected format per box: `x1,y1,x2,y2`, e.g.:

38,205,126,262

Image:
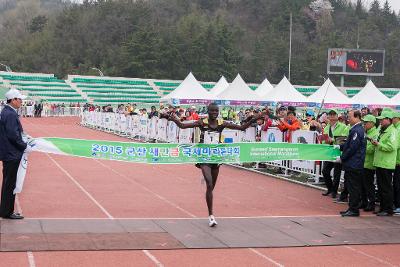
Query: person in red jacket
277,110,301,142
186,106,200,121
262,108,273,132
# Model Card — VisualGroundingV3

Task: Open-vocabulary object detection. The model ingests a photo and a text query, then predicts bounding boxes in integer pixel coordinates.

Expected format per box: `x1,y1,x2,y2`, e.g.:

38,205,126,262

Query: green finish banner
35,137,341,164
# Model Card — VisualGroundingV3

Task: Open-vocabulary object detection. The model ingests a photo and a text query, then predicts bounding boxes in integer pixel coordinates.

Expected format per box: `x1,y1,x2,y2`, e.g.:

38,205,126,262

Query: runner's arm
168,113,201,129
224,114,262,131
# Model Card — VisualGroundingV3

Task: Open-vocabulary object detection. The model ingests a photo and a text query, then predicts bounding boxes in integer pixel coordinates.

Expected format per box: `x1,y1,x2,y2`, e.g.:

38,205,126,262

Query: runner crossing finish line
15,137,339,193
15,136,340,226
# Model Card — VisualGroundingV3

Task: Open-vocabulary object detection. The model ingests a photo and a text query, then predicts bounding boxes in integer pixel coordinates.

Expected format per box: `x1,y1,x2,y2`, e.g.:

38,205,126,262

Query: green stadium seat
154,81,180,87
81,89,157,95
76,84,153,90
72,78,149,86
11,82,70,87
1,75,65,83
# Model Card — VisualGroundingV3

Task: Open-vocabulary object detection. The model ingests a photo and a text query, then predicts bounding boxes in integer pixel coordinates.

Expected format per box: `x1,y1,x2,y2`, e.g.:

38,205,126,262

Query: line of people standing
322,108,400,217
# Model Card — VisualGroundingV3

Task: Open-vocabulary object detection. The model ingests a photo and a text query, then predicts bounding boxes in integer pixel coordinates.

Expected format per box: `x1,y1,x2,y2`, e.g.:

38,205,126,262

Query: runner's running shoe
208,215,218,227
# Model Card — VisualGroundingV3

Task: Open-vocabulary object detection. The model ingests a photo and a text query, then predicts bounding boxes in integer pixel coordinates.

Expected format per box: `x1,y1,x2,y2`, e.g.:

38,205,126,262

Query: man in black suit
338,110,367,217
0,89,31,219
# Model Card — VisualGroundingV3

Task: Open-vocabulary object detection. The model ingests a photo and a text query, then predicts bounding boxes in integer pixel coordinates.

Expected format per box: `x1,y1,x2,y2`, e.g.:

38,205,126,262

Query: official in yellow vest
321,109,349,200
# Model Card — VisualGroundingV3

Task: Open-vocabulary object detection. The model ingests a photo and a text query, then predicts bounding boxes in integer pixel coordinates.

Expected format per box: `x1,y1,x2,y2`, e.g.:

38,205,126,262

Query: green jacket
323,122,349,144
373,124,398,170
395,122,400,165
364,126,379,170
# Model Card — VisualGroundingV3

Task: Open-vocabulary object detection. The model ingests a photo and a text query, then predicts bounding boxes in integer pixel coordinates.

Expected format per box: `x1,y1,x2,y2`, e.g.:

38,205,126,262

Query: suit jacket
0,105,27,161
340,122,366,171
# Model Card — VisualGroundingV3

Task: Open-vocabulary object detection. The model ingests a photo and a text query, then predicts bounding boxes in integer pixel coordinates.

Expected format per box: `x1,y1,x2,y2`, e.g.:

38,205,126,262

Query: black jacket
0,105,27,161
340,122,366,171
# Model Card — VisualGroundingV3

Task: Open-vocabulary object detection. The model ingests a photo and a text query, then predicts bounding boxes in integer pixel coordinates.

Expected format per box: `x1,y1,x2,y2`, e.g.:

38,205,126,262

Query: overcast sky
351,0,400,12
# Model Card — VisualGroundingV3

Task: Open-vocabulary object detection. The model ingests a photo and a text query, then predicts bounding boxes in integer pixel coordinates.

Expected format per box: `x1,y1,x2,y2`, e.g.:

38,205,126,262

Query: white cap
191,106,196,109
5,89,26,100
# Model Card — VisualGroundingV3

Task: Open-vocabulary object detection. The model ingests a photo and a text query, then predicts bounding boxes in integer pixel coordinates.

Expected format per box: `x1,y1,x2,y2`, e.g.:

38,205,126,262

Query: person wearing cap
302,110,321,131
392,111,400,215
321,109,349,199
277,110,301,142
361,114,379,212
371,109,398,216
0,89,31,219
339,110,366,217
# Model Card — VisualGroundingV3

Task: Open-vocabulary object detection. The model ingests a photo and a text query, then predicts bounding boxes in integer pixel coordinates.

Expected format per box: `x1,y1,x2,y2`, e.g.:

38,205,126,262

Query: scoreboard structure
327,48,385,76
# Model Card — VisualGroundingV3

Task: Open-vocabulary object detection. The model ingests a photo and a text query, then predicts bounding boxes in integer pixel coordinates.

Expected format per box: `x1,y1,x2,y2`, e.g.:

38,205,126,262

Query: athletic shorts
195,163,221,169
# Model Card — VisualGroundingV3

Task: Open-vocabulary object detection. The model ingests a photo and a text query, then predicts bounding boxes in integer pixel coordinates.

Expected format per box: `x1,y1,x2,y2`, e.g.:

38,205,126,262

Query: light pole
91,67,104,77
0,63,12,72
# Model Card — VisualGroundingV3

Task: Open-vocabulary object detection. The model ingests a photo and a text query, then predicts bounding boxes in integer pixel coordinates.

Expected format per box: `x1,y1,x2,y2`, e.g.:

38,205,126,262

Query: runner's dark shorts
195,163,221,169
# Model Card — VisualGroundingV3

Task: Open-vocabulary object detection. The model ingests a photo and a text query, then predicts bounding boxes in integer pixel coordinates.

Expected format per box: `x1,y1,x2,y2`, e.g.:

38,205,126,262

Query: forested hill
0,0,399,87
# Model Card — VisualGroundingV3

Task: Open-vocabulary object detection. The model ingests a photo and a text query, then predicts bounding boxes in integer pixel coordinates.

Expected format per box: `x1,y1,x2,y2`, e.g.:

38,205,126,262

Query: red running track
0,117,397,267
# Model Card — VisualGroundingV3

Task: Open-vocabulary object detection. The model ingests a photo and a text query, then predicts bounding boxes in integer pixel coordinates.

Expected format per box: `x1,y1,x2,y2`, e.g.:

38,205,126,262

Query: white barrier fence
19,106,83,117
81,111,324,183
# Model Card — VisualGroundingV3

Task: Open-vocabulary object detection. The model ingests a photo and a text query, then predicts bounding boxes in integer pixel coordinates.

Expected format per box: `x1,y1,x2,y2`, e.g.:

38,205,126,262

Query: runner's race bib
204,131,220,144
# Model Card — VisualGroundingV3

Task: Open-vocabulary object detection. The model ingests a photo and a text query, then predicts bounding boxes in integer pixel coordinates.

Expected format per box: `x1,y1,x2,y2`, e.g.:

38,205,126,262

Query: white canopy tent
307,78,353,106
263,76,311,103
160,72,213,103
216,74,260,102
254,78,274,97
209,76,229,96
390,90,400,104
351,81,394,106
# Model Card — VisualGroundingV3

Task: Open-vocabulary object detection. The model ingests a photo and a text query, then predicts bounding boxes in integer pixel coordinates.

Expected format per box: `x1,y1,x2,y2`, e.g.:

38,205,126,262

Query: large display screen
327,49,385,76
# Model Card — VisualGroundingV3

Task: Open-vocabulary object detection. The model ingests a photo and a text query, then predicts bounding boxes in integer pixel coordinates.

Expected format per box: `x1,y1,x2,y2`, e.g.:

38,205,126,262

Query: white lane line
345,246,397,267
95,159,196,218
27,251,36,267
46,153,114,219
249,248,284,267
143,250,164,267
